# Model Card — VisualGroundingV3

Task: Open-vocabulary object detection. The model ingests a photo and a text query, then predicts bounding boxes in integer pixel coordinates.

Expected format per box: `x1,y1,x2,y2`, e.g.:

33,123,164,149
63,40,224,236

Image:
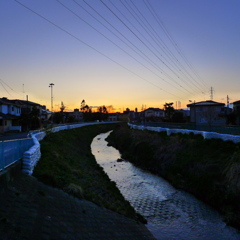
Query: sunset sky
1,0,239,112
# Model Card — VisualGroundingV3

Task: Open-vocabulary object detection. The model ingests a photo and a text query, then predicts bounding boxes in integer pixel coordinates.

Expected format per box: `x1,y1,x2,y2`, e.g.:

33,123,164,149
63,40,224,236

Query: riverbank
33,122,145,223
0,169,155,239
106,123,240,230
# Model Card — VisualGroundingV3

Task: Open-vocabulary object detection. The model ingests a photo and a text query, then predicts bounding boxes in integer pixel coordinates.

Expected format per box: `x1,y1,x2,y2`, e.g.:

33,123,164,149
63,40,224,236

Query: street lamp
49,83,54,123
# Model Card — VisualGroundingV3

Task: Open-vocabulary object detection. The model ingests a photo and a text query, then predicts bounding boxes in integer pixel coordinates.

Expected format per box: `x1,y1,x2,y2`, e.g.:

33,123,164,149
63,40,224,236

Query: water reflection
91,132,240,240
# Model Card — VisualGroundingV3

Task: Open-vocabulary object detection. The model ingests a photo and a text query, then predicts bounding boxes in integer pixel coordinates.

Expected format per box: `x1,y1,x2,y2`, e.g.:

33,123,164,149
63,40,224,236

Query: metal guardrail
0,138,34,171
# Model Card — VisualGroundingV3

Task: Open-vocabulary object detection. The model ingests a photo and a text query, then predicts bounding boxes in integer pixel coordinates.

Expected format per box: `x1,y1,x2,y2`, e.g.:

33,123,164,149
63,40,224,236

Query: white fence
22,122,112,174
128,123,240,143
2,122,240,175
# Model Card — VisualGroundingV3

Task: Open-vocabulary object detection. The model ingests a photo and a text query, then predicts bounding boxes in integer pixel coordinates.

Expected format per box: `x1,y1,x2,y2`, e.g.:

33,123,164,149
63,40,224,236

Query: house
0,97,22,133
108,113,118,121
187,100,226,125
11,99,48,130
41,106,52,123
121,109,137,122
232,100,240,125
143,108,165,121
10,99,43,115
68,109,83,122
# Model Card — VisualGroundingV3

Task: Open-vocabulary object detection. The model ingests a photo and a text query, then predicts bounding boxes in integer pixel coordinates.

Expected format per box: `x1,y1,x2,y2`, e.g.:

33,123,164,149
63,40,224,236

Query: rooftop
187,100,225,107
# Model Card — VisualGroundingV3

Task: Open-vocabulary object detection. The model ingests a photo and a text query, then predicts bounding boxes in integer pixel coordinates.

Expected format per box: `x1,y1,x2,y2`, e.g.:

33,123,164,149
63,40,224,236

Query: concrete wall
128,124,240,143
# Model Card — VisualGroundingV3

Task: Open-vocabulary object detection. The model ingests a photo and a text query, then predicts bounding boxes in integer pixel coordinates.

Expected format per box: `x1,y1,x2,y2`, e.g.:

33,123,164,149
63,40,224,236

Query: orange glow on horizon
48,101,192,113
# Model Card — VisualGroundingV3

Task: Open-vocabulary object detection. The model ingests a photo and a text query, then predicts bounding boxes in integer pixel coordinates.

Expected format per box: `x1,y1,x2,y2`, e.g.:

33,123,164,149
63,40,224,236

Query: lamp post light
49,83,54,123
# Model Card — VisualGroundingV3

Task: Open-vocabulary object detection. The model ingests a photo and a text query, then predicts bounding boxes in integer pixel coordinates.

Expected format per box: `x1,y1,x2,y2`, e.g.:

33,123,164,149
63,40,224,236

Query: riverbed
91,132,240,240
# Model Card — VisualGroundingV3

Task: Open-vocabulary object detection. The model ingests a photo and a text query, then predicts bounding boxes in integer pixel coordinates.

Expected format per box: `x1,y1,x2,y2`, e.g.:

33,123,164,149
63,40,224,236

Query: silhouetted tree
94,105,108,121
81,99,91,113
164,102,175,121
80,99,86,111
106,105,114,113
60,101,65,112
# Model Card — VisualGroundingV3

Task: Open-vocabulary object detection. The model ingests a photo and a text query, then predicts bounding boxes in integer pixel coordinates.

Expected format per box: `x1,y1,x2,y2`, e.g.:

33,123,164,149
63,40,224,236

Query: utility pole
49,83,54,123
227,95,230,108
210,86,214,100
26,95,29,131
22,84,25,100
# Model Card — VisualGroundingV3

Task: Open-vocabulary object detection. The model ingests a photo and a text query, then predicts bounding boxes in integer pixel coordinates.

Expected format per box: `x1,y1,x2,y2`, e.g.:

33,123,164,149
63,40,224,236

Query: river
91,132,240,240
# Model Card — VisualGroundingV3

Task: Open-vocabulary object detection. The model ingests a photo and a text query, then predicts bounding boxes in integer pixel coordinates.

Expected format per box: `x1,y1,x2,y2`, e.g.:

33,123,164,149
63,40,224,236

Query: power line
103,0,207,98
100,0,198,96
14,0,208,102
79,0,204,99
0,78,22,97
14,0,183,100
59,0,177,91
115,0,203,95
80,0,172,81
59,0,195,96
144,0,208,91
0,81,12,96
128,0,204,93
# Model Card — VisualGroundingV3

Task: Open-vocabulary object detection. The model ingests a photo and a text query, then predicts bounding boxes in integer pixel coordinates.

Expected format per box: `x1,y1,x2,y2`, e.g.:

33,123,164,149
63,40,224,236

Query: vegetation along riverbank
106,123,240,230
33,123,145,223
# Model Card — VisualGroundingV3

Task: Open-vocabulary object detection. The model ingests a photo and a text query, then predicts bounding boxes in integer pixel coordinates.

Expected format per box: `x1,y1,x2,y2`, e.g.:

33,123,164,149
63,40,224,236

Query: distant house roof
232,100,240,105
10,99,42,107
0,97,43,108
0,97,21,107
187,100,225,107
144,107,164,112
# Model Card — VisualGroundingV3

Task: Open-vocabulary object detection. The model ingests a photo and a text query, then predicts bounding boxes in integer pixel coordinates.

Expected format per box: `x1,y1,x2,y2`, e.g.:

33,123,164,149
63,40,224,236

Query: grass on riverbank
33,123,145,223
106,123,240,230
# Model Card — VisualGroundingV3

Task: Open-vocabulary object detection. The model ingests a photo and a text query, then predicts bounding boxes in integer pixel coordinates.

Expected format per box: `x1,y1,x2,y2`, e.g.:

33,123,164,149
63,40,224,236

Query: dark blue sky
1,0,239,111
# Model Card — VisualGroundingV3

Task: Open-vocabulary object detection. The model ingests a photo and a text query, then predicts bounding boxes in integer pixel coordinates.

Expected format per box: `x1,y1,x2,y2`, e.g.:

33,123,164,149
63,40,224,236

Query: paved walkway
0,132,30,141
0,172,155,240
